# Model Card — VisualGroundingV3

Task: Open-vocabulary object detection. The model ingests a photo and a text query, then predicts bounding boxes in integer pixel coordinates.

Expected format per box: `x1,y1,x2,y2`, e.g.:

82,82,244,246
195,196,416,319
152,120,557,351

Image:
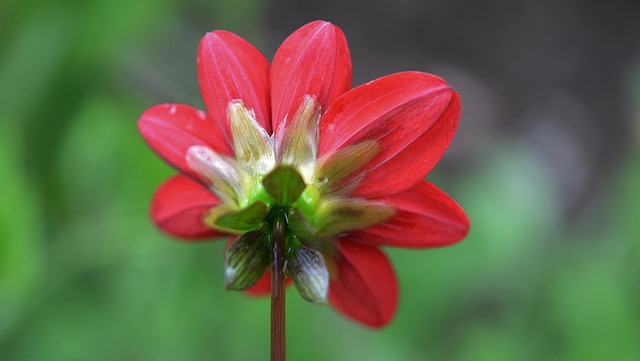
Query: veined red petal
271,20,352,136
318,71,461,197
198,30,271,139
138,103,231,183
328,239,398,328
348,180,469,248
150,175,225,240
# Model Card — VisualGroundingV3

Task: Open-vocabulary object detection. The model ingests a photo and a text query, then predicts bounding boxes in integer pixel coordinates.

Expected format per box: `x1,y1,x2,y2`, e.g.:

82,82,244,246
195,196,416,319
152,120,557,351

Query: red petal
198,30,271,138
138,103,231,183
245,270,293,296
245,270,272,296
150,175,226,240
271,21,351,135
318,72,461,197
348,180,469,248
328,239,398,328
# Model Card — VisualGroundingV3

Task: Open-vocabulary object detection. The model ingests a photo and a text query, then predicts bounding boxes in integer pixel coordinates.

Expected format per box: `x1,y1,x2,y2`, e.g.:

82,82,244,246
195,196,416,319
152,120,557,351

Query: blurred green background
1,0,639,360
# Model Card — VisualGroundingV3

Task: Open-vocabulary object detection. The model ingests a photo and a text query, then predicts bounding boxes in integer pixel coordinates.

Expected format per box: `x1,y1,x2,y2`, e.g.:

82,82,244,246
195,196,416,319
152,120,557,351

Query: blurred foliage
1,0,639,360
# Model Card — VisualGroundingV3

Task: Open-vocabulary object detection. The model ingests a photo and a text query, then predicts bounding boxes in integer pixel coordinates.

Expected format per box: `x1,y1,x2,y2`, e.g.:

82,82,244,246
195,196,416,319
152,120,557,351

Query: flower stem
271,210,286,361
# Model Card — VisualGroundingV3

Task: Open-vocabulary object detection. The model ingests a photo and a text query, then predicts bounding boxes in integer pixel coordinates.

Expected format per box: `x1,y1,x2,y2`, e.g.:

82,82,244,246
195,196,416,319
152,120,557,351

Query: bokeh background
2,0,640,360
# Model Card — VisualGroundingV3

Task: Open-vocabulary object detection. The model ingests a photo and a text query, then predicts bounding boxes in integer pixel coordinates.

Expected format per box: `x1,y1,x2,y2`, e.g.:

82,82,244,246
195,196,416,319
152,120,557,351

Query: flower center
186,96,397,302
187,95,394,239
187,96,394,244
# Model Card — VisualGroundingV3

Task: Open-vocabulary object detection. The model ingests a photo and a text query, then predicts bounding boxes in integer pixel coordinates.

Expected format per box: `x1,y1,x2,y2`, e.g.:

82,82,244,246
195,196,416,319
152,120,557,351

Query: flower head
138,20,469,327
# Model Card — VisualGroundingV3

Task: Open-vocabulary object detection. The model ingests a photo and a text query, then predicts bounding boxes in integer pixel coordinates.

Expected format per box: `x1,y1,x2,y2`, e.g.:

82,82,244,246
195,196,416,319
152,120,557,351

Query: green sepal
287,208,316,241
314,140,379,194
214,201,268,232
224,229,272,290
316,198,395,236
288,208,330,250
262,165,306,205
287,244,329,304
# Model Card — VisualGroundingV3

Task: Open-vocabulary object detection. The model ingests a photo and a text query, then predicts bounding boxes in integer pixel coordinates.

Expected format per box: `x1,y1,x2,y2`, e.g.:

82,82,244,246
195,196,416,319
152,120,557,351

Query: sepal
314,140,379,193
208,201,269,233
316,198,395,236
224,230,272,290
262,165,306,206
287,208,330,250
287,244,329,304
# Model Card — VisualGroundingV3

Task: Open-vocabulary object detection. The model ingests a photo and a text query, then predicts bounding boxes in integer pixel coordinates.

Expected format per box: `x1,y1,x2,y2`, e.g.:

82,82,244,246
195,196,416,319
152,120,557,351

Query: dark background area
1,0,639,360
266,0,639,220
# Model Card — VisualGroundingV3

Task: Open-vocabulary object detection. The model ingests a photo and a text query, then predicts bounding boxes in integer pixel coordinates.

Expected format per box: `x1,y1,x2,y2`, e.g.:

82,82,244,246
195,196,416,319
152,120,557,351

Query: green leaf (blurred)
0,124,44,339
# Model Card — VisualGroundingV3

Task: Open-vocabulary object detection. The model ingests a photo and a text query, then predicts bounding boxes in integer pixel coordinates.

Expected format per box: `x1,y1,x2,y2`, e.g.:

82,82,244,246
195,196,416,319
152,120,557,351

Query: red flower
138,20,469,328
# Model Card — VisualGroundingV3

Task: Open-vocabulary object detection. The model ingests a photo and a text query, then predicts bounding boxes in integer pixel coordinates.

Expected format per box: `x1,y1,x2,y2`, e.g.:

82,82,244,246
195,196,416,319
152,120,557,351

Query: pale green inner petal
228,100,276,175
277,95,321,181
314,140,380,194
186,145,247,204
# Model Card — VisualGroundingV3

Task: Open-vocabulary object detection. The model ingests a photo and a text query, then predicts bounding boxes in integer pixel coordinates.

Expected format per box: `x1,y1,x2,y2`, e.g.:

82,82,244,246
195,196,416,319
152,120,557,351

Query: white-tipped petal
276,95,321,180
186,145,246,204
228,100,275,175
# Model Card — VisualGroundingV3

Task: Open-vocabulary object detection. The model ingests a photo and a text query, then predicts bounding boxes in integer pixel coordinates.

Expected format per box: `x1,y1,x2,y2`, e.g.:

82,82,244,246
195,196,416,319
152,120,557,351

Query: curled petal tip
198,30,271,136
350,180,469,248
138,103,231,182
329,240,398,327
271,20,352,134
150,175,224,240
319,72,461,196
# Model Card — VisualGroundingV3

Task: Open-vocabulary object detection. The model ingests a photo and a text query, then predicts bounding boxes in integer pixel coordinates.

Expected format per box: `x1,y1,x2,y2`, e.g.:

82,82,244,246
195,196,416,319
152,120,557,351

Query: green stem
271,211,286,361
